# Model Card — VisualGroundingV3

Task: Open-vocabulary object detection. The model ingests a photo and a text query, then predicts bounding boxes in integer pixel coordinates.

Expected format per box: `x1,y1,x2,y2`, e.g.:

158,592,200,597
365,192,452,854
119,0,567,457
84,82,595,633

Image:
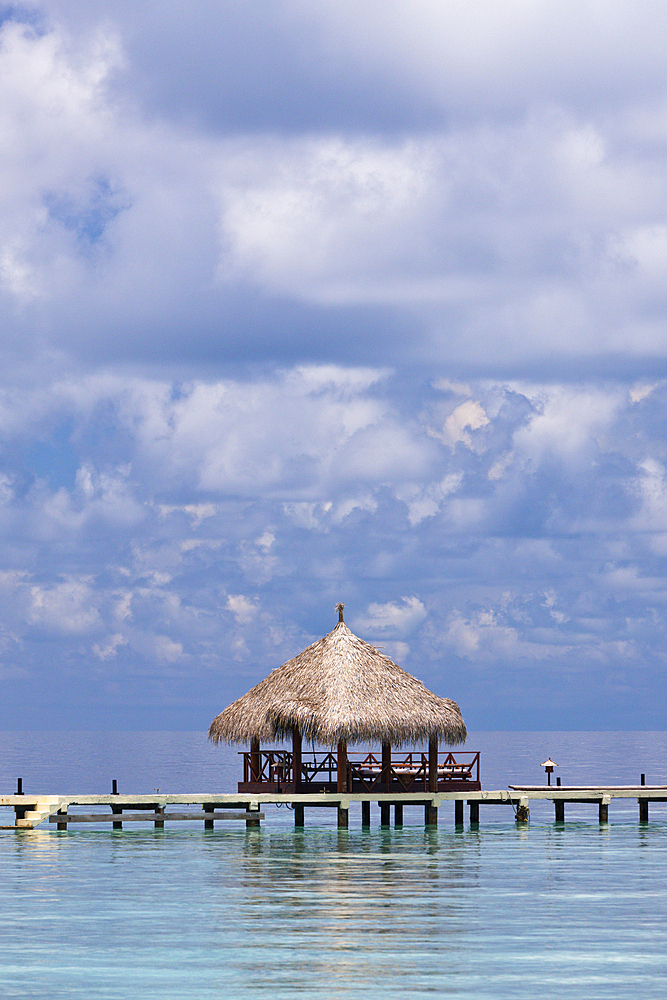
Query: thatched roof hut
209,604,466,748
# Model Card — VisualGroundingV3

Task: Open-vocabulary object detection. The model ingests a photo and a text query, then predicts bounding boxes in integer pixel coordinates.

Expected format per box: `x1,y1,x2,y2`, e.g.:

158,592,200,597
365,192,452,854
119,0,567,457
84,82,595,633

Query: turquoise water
2,732,667,998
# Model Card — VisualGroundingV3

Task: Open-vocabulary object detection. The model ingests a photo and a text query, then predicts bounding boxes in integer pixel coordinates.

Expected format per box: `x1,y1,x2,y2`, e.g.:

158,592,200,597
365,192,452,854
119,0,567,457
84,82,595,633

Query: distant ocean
2,731,667,999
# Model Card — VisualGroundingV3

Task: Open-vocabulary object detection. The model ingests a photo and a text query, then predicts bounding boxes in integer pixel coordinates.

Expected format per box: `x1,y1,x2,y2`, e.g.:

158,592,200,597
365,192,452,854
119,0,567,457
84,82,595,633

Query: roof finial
335,602,345,622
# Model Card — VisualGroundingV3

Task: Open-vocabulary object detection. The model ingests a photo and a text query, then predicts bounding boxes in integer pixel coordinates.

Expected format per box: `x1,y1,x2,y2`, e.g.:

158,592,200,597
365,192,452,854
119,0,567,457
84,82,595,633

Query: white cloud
432,379,472,397
0,9,666,376
429,400,489,450
379,640,411,663
630,460,667,534
29,578,100,634
216,136,435,302
301,1,667,119
91,368,439,499
227,595,258,624
629,382,662,404
354,597,427,637
93,632,126,660
511,386,625,466
442,608,560,663
282,501,332,529
153,635,184,663
4,5,667,729
256,532,275,552
158,503,217,527
395,475,462,525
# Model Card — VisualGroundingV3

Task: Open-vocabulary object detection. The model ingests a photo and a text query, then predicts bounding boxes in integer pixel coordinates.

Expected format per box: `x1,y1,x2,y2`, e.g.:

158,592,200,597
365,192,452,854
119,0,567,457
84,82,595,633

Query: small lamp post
542,758,558,786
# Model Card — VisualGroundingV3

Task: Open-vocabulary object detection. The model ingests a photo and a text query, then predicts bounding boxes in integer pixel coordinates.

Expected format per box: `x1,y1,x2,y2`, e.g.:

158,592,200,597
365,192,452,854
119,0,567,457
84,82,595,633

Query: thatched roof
209,607,467,747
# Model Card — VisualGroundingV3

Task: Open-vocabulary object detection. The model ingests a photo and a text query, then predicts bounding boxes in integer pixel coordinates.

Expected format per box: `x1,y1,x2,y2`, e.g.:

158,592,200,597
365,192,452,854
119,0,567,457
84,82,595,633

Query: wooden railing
347,751,480,791
242,749,293,784
241,750,480,789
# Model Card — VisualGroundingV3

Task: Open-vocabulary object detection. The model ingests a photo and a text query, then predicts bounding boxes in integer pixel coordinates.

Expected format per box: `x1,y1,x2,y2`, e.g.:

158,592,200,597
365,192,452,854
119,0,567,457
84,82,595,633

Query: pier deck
2,785,667,829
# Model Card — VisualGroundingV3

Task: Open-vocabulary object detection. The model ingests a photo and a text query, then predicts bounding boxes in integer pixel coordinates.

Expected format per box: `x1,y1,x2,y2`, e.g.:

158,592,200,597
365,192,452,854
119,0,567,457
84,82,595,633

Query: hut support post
337,805,349,828
382,741,391,792
454,799,464,827
250,736,261,783
361,800,371,827
337,740,347,793
292,728,302,792
394,802,403,826
469,800,479,826
428,736,438,792
380,803,391,827
294,804,304,827
425,802,438,826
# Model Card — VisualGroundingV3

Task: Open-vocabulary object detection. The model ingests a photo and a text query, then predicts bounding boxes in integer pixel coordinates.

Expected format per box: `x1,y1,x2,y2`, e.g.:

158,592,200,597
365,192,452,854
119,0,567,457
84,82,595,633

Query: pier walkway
2,785,667,829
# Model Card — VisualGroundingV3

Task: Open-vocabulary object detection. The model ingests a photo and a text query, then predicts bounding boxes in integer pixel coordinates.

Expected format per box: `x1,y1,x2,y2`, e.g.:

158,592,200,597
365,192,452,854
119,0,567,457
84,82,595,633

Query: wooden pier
2,784,666,830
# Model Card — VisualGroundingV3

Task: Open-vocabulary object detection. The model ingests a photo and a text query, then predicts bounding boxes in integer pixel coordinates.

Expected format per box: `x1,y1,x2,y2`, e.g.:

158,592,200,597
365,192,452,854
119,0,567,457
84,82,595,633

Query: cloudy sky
2,1,667,732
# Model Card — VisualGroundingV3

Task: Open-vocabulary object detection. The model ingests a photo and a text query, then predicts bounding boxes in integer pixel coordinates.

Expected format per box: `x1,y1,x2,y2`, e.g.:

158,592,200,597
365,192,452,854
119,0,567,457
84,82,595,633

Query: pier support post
204,804,215,829
155,805,165,829
111,804,123,830
639,798,649,823
361,800,371,827
14,779,25,824
56,808,68,831
245,805,261,828
454,799,463,827
394,802,403,826
337,805,349,828
425,802,438,826
599,798,609,824
516,799,530,824
469,800,479,826
380,802,391,827
555,800,565,823
294,804,304,827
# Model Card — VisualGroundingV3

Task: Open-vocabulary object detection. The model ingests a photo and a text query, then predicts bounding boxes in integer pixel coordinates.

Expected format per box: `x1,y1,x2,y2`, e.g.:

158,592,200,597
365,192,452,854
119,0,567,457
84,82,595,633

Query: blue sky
2,1,667,731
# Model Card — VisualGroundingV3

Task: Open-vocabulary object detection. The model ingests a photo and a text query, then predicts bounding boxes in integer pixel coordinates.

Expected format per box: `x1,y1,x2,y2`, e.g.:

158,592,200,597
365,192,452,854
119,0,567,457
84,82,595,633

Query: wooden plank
49,812,263,823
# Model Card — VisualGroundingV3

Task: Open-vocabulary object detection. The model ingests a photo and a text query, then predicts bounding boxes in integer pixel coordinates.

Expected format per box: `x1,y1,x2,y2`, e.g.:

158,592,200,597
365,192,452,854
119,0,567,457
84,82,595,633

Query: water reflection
2,819,667,998
226,825,484,995
4,732,667,999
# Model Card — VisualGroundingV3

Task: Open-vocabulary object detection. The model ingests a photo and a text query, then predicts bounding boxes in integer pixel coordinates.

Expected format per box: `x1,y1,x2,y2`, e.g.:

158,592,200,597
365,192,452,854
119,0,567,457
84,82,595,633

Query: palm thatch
209,608,466,747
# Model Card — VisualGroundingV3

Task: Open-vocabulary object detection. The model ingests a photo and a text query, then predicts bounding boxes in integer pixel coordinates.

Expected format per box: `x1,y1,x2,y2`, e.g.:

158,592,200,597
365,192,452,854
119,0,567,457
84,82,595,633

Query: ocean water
2,731,667,999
